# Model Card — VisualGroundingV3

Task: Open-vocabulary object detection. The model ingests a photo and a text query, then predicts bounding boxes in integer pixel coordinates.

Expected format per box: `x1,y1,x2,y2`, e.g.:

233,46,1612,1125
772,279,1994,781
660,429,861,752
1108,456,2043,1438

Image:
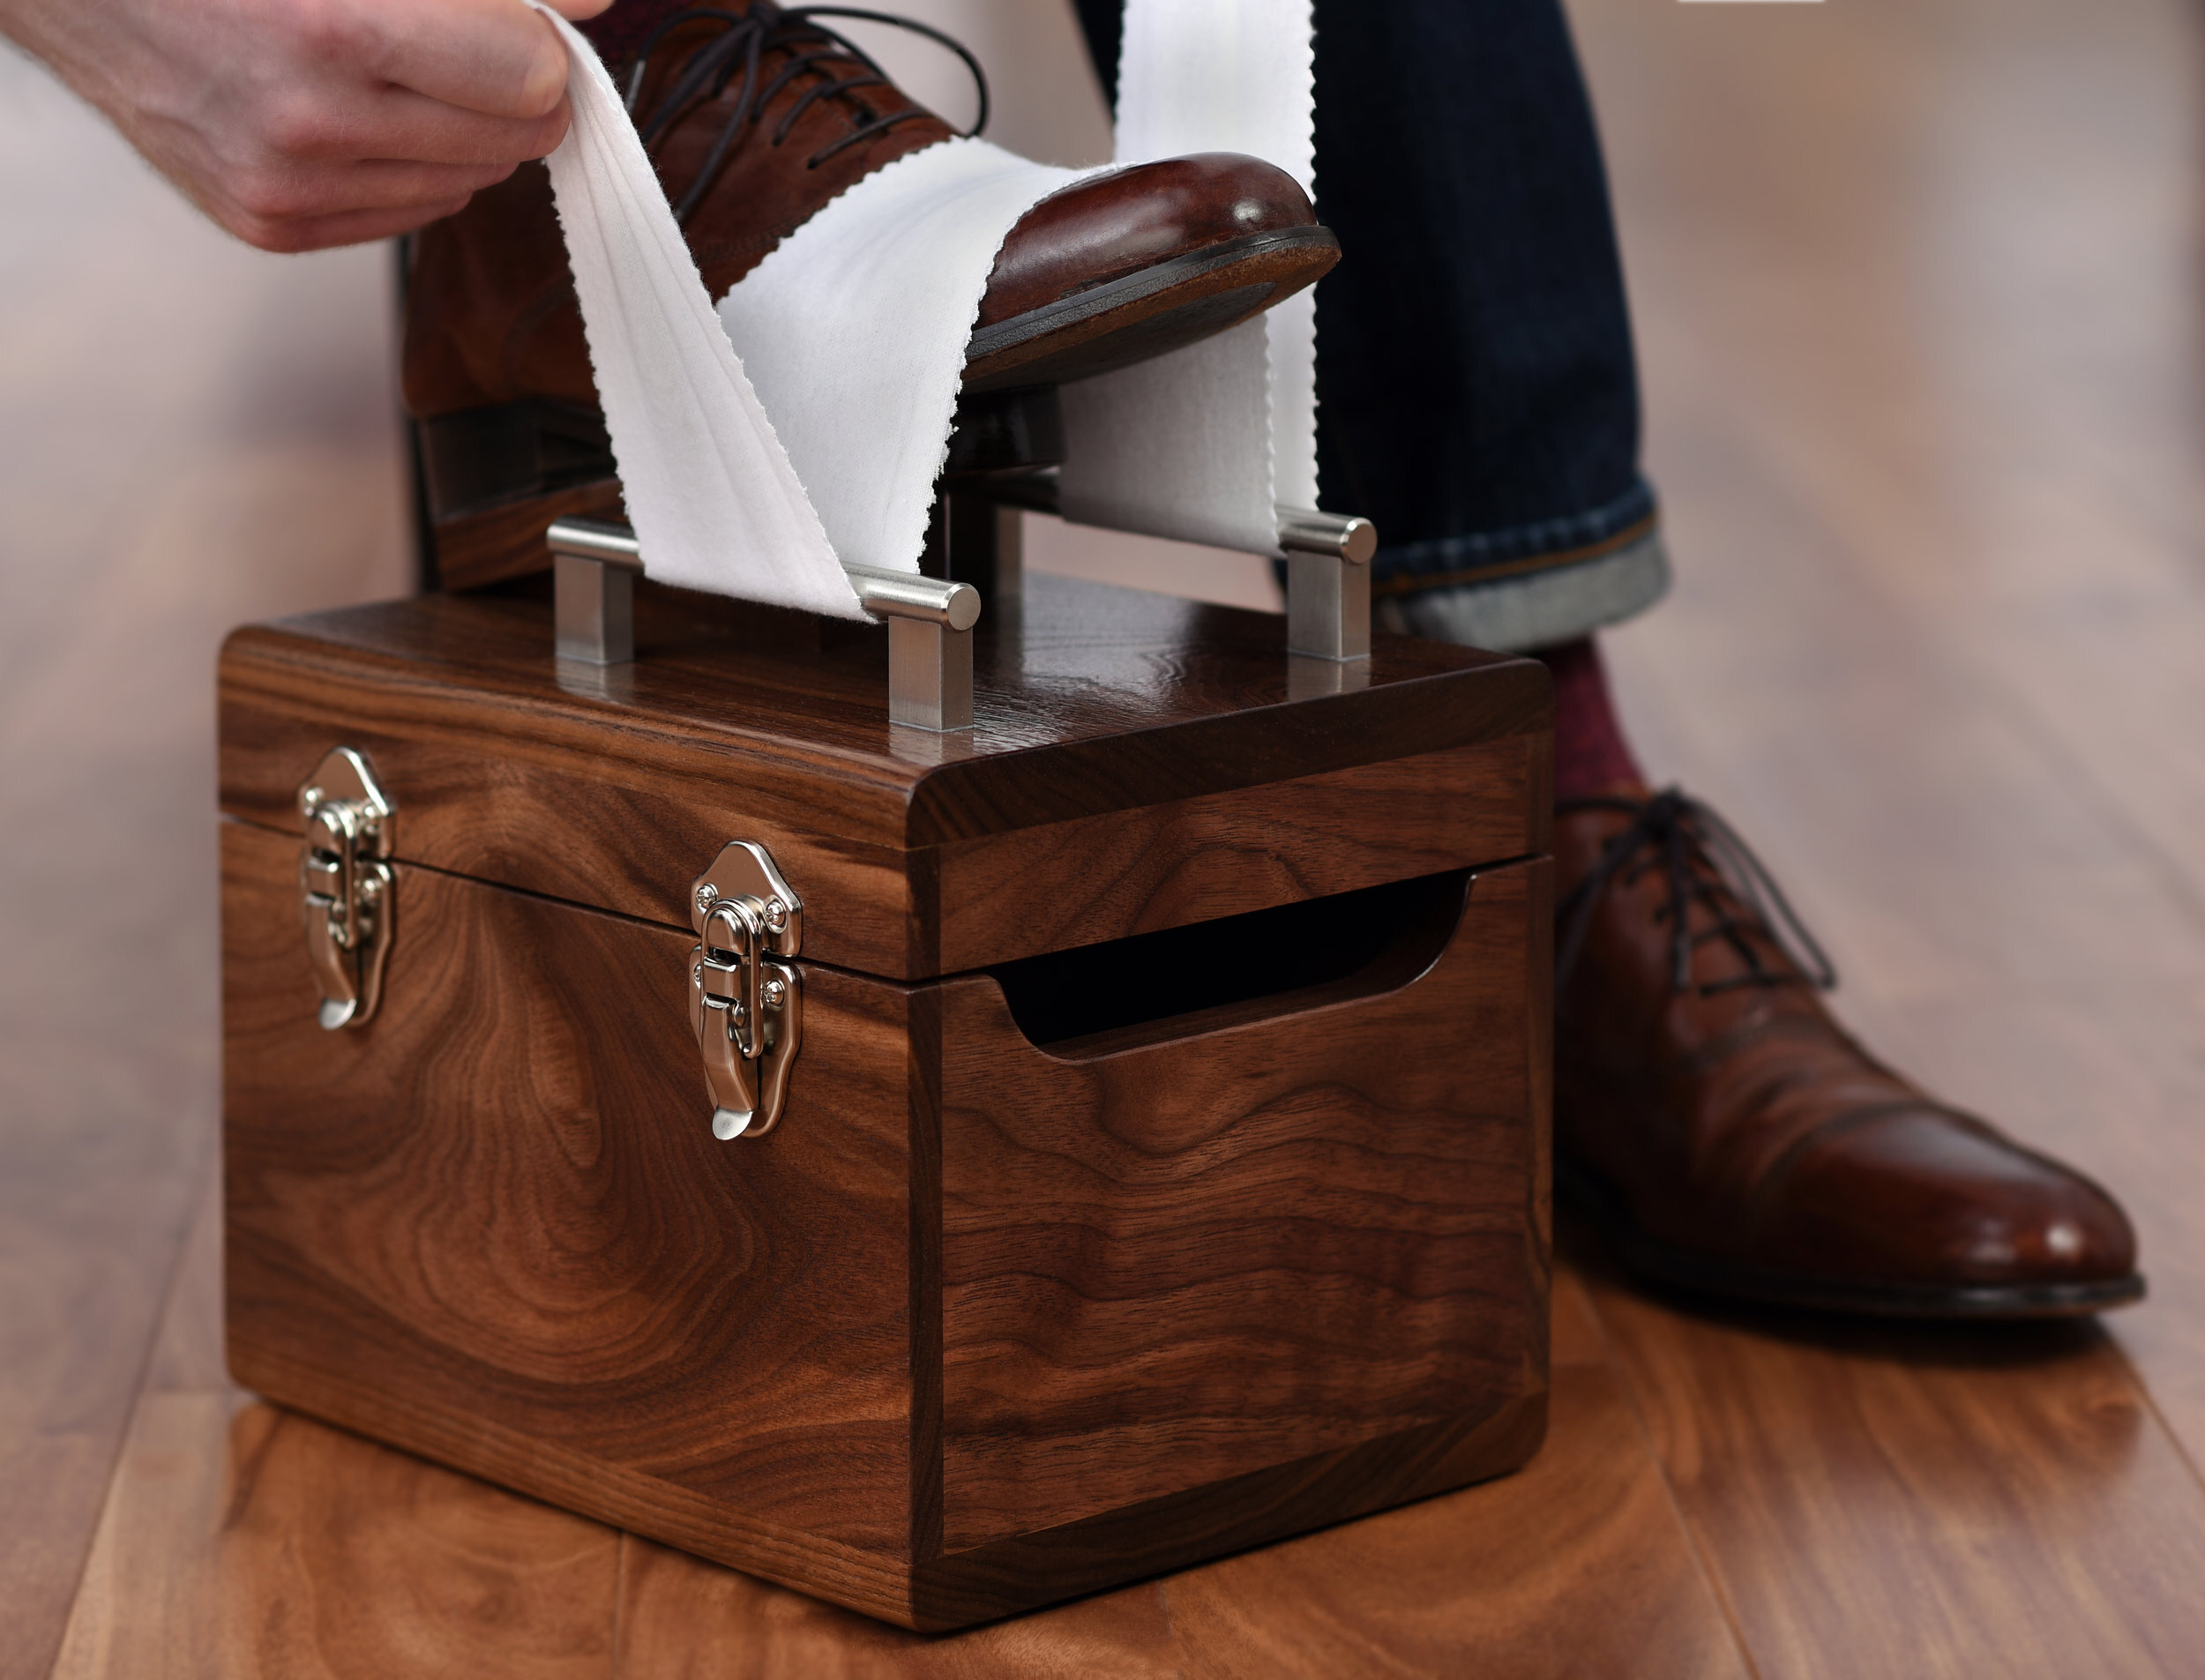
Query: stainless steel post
544,519,983,730
1278,507,1376,661
845,564,982,732
549,519,644,665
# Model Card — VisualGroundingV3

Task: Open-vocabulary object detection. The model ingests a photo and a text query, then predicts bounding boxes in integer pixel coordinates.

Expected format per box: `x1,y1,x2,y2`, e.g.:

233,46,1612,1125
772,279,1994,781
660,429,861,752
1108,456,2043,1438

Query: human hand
0,0,614,252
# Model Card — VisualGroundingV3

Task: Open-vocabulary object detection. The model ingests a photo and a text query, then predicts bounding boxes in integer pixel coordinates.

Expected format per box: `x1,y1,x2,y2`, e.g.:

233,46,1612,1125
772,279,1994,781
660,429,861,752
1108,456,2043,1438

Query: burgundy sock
1535,637,1647,803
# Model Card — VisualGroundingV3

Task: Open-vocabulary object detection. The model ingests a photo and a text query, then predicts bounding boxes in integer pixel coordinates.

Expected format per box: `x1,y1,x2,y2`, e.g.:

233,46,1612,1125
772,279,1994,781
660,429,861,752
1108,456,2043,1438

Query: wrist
0,0,157,133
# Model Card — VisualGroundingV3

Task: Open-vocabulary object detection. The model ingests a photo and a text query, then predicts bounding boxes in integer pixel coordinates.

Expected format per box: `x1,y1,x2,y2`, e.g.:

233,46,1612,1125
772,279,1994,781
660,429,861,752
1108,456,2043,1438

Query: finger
233,197,480,255
379,87,573,166
333,156,529,213
543,0,615,16
265,84,571,169
355,0,574,123
222,157,521,233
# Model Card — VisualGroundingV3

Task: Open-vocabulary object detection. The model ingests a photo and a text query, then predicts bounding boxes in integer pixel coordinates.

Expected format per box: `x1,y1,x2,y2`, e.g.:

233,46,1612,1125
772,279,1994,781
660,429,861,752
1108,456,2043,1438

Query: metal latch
297,747,395,1031
689,841,803,1140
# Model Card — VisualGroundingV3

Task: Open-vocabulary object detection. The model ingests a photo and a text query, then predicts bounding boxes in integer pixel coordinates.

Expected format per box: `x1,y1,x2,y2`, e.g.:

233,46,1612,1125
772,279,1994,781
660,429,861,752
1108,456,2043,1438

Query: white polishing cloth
530,4,864,617
1058,322,1277,555
1060,0,1318,556
715,138,1098,576
531,0,1317,614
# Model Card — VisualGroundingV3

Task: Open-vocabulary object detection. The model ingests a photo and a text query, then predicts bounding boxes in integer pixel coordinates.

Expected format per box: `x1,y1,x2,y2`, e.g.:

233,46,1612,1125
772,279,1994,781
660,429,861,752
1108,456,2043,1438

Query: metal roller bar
543,520,980,730
1277,506,1374,661
1276,504,1378,566
962,473,1379,567
841,564,981,631
547,519,645,570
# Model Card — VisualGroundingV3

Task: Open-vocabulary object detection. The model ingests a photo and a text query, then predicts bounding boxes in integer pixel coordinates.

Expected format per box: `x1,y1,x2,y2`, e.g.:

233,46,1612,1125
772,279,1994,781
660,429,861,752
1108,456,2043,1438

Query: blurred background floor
9,0,2205,1673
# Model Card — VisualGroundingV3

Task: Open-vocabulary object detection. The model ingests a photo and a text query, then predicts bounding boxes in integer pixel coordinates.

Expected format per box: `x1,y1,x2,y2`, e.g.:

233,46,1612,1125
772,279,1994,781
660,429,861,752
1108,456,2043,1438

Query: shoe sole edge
961,226,1341,391
1557,1154,2149,1320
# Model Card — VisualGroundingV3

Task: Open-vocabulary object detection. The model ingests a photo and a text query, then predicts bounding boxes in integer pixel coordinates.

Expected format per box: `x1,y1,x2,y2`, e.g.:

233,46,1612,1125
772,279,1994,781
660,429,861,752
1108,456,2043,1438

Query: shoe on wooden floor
1554,788,2145,1319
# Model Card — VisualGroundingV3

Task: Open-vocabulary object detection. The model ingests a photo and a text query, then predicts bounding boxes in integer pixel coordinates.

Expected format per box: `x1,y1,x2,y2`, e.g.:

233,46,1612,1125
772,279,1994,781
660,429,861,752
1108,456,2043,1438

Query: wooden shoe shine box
218,572,1553,1629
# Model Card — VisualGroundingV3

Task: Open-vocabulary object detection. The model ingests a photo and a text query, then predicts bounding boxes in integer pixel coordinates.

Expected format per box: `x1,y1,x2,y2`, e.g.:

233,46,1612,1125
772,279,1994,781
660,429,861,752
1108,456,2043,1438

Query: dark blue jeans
1073,0,1666,651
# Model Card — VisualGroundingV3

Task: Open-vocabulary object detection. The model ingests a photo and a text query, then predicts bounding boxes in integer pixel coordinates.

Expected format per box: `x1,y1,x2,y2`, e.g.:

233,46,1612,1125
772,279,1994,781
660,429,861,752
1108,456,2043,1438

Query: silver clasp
296,747,395,1030
687,840,802,1140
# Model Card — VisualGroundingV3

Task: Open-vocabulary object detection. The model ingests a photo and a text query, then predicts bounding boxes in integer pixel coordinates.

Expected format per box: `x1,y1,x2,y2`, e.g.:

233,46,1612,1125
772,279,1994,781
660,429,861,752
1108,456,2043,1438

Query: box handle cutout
988,870,1472,1057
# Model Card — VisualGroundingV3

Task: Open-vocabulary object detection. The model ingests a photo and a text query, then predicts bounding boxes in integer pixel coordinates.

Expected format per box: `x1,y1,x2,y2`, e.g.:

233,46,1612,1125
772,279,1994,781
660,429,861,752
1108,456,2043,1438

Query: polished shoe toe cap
1752,1106,2140,1293
975,152,1318,329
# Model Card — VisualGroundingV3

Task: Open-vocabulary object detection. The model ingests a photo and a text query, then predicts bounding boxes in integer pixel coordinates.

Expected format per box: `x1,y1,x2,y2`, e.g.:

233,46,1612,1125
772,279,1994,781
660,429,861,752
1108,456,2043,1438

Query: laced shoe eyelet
629,6,985,214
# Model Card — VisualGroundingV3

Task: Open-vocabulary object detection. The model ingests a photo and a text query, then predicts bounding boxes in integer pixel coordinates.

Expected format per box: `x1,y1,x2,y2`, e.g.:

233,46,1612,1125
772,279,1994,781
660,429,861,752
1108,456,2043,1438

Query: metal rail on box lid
546,496,1372,733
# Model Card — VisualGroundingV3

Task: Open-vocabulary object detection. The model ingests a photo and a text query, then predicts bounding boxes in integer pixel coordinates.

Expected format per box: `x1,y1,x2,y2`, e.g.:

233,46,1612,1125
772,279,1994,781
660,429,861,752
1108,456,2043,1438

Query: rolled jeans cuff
1369,476,1671,653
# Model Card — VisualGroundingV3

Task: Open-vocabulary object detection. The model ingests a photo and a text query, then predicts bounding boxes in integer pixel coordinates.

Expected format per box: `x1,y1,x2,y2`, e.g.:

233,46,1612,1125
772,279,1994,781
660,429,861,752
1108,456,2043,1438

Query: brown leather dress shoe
1555,788,2143,1318
403,2,1337,583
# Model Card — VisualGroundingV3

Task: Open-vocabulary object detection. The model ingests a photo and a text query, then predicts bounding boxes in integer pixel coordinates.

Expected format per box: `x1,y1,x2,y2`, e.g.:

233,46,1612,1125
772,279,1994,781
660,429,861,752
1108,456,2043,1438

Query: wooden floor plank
0,49,413,1680
611,1541,1185,1680
48,1400,628,1680
1578,0,2205,1437
1565,0,2205,1671
49,1169,629,1680
1895,987,2205,1475
1582,1250,2205,1678
46,1392,242,1680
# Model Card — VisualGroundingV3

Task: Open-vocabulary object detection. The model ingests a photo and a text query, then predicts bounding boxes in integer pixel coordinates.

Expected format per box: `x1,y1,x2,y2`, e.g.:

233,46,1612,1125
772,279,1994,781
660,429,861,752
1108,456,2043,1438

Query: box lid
219,573,1551,980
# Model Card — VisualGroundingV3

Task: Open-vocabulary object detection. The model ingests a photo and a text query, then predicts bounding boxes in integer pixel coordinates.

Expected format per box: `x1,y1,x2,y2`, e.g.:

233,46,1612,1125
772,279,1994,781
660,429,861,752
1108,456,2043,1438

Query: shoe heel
417,400,622,591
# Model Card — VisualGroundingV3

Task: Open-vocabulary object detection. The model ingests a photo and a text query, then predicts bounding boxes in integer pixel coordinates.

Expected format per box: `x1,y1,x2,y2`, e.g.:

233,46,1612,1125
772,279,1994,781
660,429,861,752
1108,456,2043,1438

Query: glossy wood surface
222,821,922,1611
22,0,2205,1669
217,579,1549,977
935,864,1546,1553
931,739,1545,970
221,799,1545,1625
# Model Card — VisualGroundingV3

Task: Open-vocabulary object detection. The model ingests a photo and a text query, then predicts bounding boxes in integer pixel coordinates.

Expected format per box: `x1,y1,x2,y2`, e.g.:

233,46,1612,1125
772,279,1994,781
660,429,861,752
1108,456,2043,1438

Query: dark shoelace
625,3,990,224
1555,788,1838,997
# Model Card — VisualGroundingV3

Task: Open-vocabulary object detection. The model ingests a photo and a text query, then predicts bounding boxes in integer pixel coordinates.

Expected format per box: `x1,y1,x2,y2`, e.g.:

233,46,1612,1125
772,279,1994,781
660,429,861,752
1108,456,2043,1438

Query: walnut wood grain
55,1149,1748,1676
914,1400,1547,1629
222,820,923,1619
604,1270,1746,1676
1147,1272,1749,1680
935,862,1550,1553
932,739,1543,971
1580,1244,2205,1676
222,809,1548,1627
40,0,2205,1661
50,1165,636,1680
216,575,1550,979
54,1400,625,1680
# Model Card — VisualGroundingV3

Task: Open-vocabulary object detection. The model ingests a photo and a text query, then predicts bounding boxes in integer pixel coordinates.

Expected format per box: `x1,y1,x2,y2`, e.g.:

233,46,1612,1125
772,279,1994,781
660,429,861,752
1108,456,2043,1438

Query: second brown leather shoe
1555,788,2143,1318
404,2,1338,584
